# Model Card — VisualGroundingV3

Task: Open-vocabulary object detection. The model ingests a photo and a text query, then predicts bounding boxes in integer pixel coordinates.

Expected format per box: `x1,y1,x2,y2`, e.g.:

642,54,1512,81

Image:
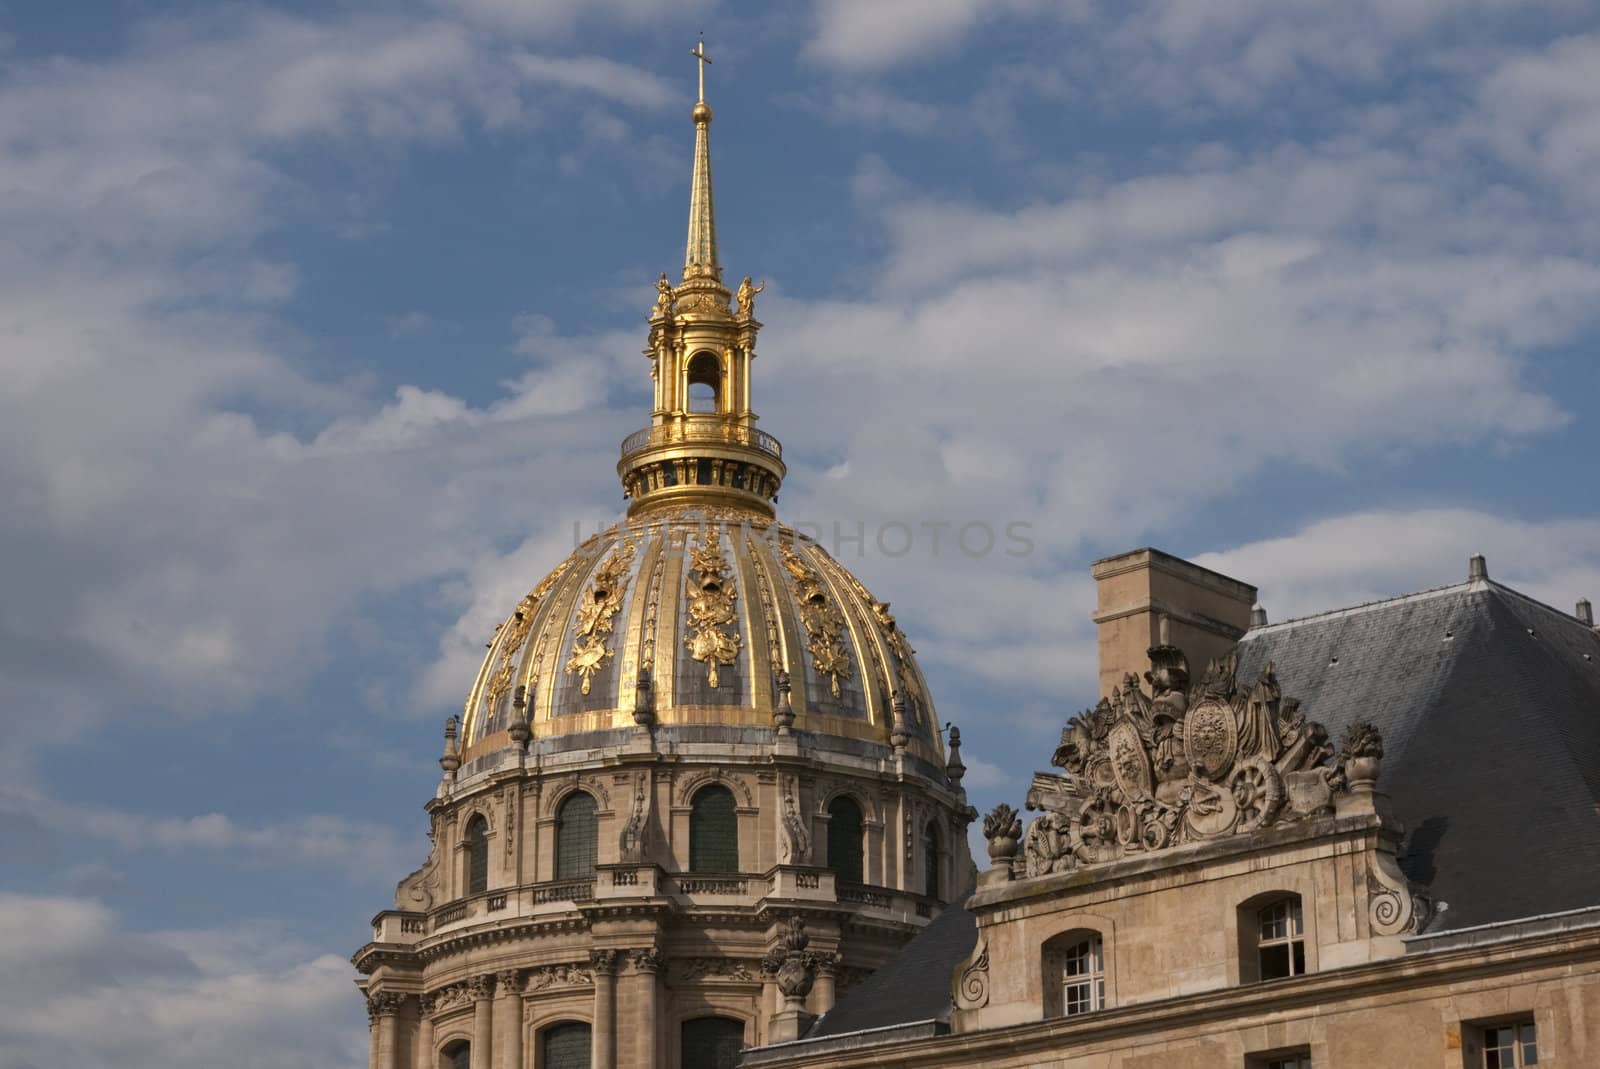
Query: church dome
459,510,944,767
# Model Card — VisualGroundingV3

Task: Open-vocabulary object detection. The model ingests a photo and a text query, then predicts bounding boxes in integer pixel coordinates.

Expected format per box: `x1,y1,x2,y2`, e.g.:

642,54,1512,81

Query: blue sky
3,1,1599,1065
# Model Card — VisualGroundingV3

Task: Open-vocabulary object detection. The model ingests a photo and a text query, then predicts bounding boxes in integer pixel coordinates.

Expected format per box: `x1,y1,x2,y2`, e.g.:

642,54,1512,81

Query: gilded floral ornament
683,537,741,688
779,544,853,698
565,541,637,695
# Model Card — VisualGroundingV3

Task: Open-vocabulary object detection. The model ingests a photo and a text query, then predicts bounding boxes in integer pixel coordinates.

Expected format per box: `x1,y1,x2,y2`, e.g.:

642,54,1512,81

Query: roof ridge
1242,578,1477,634
1240,575,1598,641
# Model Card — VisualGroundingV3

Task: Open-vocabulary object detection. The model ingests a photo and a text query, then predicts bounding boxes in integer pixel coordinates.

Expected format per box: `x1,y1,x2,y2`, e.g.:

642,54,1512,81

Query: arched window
687,351,721,413
681,1016,743,1069
465,815,489,895
441,1039,470,1069
555,791,598,880
689,784,739,873
1042,930,1107,1018
922,819,940,898
827,796,864,885
541,1021,592,1069
1253,895,1306,980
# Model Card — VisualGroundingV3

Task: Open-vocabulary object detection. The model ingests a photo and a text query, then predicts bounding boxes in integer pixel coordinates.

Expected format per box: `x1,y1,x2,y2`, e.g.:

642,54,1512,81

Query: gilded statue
735,275,764,317
654,273,675,316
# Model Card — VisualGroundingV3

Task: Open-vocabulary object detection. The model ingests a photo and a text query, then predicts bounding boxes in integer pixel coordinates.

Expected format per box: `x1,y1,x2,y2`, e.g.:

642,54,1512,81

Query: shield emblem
1107,718,1152,802
1184,698,1239,779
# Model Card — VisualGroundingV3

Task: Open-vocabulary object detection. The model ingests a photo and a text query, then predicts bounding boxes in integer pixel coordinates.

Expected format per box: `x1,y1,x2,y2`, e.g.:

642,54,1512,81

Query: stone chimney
1579,598,1594,628
1091,548,1257,700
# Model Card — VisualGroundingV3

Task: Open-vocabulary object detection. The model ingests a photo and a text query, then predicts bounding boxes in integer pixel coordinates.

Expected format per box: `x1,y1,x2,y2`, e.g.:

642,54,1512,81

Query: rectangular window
1478,1020,1538,1068
1257,898,1306,980
1247,1050,1311,1069
1062,936,1104,1016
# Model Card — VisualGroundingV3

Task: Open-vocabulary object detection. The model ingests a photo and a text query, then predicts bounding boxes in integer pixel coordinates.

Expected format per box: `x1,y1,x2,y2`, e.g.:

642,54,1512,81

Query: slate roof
806,895,977,1038
797,573,1600,1043
1234,576,1600,930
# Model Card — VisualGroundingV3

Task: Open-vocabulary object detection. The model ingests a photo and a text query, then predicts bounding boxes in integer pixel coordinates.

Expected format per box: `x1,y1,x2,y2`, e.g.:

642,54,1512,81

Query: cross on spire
691,35,711,103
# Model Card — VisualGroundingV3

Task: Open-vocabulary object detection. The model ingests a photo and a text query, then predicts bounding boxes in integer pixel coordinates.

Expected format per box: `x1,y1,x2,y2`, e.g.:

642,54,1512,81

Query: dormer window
1257,896,1306,980
1042,930,1107,1018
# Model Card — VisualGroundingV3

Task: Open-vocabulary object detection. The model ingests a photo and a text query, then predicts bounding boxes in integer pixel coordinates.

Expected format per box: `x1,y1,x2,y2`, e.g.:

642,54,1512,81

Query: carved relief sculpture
779,775,812,864
683,537,741,687
762,916,815,1008
566,540,637,695
1021,648,1355,878
619,772,652,863
779,543,853,698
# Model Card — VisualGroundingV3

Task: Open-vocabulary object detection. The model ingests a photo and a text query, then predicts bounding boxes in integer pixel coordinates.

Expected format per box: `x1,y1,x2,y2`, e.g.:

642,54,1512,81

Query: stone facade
355,726,972,1069
745,549,1600,1069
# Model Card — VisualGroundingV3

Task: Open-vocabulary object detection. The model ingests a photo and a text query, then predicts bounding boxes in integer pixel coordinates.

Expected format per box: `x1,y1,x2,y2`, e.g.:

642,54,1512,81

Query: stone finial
1250,604,1268,628
633,668,655,727
773,668,795,735
1340,720,1384,790
509,686,531,748
762,916,814,1007
945,724,967,787
1578,598,1594,627
1469,553,1489,581
889,693,911,751
438,716,461,774
981,804,1022,881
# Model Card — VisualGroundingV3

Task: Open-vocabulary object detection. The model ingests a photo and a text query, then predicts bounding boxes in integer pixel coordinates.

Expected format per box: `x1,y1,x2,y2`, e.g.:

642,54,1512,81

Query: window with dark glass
555,791,598,880
922,819,940,898
826,796,864,885
681,1015,743,1069
465,815,489,895
1477,1020,1538,1068
442,1040,470,1069
1257,897,1306,979
1262,1053,1312,1069
689,785,739,873
541,1021,592,1069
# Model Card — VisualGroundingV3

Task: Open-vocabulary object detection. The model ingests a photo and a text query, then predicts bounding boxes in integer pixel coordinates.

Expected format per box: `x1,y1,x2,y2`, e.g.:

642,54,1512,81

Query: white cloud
0,894,365,1069
1195,508,1600,623
1,789,416,878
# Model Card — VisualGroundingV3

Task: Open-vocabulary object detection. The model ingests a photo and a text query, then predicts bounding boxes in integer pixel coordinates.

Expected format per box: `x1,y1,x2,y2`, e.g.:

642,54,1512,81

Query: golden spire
684,36,719,281
615,41,782,519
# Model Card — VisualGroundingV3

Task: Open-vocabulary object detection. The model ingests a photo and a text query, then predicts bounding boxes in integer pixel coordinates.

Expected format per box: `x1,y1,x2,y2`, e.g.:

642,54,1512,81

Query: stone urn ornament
983,804,1023,867
1340,720,1384,789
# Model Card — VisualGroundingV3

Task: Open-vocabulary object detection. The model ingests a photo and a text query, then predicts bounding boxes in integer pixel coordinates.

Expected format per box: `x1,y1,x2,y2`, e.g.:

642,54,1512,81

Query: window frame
679,1014,745,1069
1041,926,1111,1020
1235,890,1312,984
688,784,740,874
554,791,599,881
922,819,941,899
1256,896,1307,980
1465,1017,1539,1069
826,794,865,886
464,814,490,896
539,1019,593,1069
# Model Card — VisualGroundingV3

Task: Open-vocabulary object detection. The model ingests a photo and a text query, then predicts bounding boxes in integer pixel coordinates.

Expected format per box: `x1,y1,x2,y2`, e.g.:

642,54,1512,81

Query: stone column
371,992,404,1069
589,950,619,1069
495,971,522,1069
415,995,435,1069
812,954,838,1016
625,949,662,1069
469,975,495,1069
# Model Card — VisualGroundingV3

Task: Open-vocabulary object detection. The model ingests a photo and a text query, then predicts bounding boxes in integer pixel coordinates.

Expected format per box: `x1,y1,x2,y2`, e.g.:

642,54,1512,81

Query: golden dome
459,510,943,766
